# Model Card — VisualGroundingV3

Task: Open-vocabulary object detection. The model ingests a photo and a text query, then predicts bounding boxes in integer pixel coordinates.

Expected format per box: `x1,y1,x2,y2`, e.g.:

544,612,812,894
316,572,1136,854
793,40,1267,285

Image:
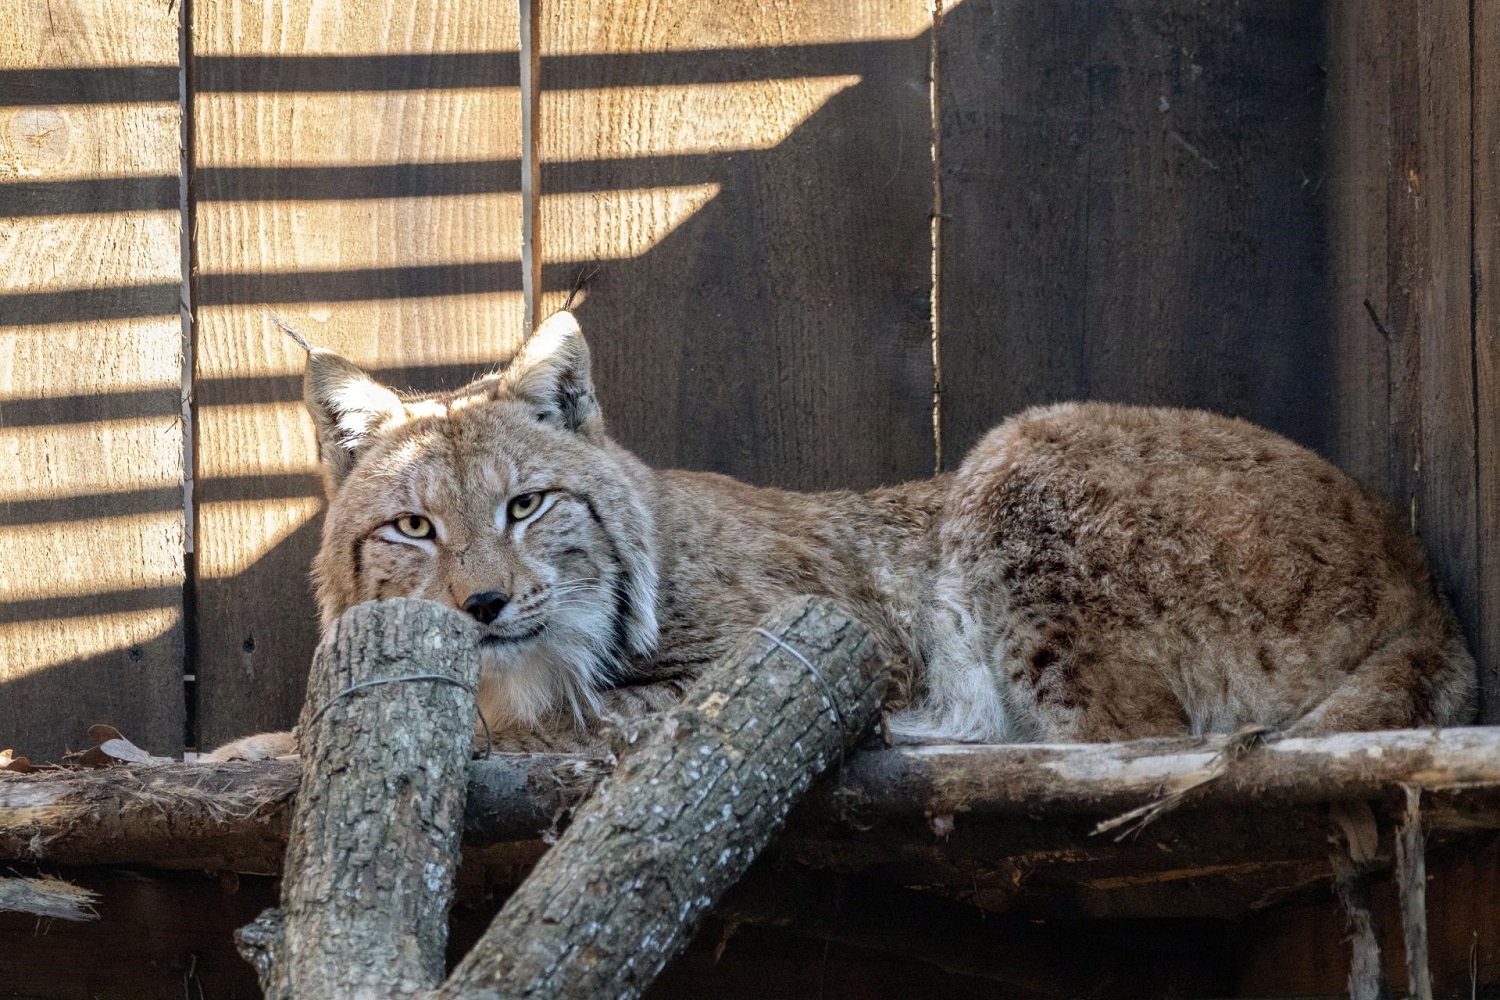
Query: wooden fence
2,0,1495,758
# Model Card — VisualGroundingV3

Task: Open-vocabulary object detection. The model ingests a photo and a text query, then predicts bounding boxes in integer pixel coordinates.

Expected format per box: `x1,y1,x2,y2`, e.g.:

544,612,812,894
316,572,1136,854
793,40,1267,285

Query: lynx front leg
473,680,690,756
201,730,299,761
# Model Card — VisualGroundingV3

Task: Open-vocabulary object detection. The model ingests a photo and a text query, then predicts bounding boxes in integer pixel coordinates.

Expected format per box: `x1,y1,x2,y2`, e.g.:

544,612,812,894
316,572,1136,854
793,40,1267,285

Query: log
237,597,481,1000
432,596,887,1000
7,729,1500,873
0,874,97,921
0,753,605,873
820,726,1500,819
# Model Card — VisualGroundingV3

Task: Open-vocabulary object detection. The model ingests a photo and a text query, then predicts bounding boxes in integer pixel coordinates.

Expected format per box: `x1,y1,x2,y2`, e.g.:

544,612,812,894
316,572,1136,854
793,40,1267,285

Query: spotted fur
205,312,1476,760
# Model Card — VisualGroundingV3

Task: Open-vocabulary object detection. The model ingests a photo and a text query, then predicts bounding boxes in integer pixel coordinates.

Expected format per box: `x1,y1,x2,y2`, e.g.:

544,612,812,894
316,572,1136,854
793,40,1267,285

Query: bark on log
6,728,1500,874
238,597,481,1000
821,726,1500,819
0,874,97,921
432,596,886,1000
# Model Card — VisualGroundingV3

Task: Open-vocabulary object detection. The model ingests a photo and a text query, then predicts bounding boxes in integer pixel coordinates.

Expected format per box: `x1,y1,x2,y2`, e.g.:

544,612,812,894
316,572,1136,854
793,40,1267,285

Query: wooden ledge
3,726,1498,919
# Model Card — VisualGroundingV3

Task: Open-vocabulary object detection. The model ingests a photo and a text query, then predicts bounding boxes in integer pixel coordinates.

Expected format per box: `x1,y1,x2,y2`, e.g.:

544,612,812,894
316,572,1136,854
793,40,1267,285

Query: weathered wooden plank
0,867,1115,1000
0,0,185,759
1412,0,1480,718
1473,0,1500,722
1238,835,1500,999
533,0,934,490
190,0,525,750
12,727,1500,873
1331,1,1484,716
938,0,1330,467
1325,0,1394,496
933,0,1091,463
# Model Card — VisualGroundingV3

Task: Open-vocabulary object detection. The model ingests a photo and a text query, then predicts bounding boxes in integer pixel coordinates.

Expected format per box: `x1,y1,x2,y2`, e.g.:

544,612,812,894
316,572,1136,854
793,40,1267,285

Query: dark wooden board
1325,0,1487,718
1325,0,1394,496
1473,0,1500,722
0,867,1144,1000
189,1,525,750
937,0,1330,467
1238,834,1500,998
1411,0,1480,718
533,0,936,491
0,0,186,759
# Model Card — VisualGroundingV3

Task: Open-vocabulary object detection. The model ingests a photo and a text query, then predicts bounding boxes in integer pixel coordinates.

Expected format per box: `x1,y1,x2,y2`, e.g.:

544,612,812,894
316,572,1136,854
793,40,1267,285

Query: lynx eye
507,492,544,522
393,514,434,539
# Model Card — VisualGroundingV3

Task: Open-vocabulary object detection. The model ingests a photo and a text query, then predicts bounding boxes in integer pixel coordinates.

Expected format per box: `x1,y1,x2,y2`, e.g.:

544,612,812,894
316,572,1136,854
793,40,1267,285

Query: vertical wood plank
1330,1,1484,713
190,1,524,748
938,0,1330,468
533,0,934,491
0,0,185,757
1325,0,1394,496
934,0,1092,462
1473,0,1499,721
1411,0,1479,714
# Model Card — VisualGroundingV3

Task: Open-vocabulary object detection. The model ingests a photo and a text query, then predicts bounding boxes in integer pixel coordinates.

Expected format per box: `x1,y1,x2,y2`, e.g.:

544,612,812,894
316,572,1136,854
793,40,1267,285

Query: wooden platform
4,728,1500,998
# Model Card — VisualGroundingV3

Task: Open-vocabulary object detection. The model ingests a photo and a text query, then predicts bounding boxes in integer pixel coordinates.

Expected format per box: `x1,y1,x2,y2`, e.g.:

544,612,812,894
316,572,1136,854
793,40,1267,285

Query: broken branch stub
236,597,480,1000
433,596,887,1000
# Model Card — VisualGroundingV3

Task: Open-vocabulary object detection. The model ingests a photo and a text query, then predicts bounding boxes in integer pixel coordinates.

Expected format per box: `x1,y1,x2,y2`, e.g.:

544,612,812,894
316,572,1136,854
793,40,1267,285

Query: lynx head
304,311,660,725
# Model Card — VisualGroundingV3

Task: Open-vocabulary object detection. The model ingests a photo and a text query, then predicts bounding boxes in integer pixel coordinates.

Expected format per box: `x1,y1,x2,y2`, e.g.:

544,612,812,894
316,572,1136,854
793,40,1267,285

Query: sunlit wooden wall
1,0,1494,764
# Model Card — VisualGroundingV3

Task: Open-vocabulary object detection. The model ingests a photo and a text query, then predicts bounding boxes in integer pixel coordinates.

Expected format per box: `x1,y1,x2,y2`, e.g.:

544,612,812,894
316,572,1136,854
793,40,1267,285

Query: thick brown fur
205,312,1476,760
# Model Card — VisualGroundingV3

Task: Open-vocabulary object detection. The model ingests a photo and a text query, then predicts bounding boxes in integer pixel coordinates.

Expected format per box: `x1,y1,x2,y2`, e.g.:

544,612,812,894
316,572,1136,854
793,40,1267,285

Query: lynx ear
304,350,405,486
502,310,601,436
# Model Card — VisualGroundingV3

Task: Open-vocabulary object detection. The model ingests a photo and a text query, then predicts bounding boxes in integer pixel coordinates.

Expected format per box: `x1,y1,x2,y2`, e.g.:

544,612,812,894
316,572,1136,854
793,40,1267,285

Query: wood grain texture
189,0,524,749
0,866,1215,1000
1238,835,1500,999
1473,0,1500,723
241,598,480,1000
1325,0,1394,496
533,0,934,491
937,0,1330,468
0,0,185,759
1412,0,1479,719
1327,1,1486,718
434,597,886,1000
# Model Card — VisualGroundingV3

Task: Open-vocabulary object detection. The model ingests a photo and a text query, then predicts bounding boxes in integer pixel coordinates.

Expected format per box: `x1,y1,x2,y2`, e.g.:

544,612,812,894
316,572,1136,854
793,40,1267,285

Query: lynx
206,311,1476,760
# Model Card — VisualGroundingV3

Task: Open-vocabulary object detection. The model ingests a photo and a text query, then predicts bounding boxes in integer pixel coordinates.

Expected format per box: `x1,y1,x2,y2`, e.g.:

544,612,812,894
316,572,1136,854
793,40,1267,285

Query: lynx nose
462,591,510,625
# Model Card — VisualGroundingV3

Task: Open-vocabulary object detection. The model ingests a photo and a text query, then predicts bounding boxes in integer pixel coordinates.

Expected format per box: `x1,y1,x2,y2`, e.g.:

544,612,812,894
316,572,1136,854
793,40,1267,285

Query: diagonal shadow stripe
1,153,730,217
193,473,321,504
0,40,910,106
0,363,505,428
0,486,184,526
0,175,180,216
0,585,180,624
194,260,526,306
2,260,604,326
0,284,182,326
196,362,509,406
0,474,323,526
0,388,181,426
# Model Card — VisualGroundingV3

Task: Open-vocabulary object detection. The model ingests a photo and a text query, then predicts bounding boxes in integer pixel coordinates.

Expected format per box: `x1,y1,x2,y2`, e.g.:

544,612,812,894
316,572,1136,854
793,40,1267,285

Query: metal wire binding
306,674,493,757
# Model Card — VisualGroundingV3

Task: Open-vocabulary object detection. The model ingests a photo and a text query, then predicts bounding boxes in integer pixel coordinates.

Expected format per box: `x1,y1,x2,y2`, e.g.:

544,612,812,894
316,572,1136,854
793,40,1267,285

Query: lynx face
307,313,660,727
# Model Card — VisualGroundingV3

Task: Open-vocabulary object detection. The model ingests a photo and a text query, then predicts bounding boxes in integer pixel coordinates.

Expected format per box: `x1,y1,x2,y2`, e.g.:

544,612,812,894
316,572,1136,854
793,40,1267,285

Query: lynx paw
201,730,299,762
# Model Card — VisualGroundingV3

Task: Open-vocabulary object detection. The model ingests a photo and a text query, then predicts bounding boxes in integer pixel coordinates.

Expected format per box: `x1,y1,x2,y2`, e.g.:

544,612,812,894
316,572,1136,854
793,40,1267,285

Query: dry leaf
0,749,33,773
62,725,172,769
